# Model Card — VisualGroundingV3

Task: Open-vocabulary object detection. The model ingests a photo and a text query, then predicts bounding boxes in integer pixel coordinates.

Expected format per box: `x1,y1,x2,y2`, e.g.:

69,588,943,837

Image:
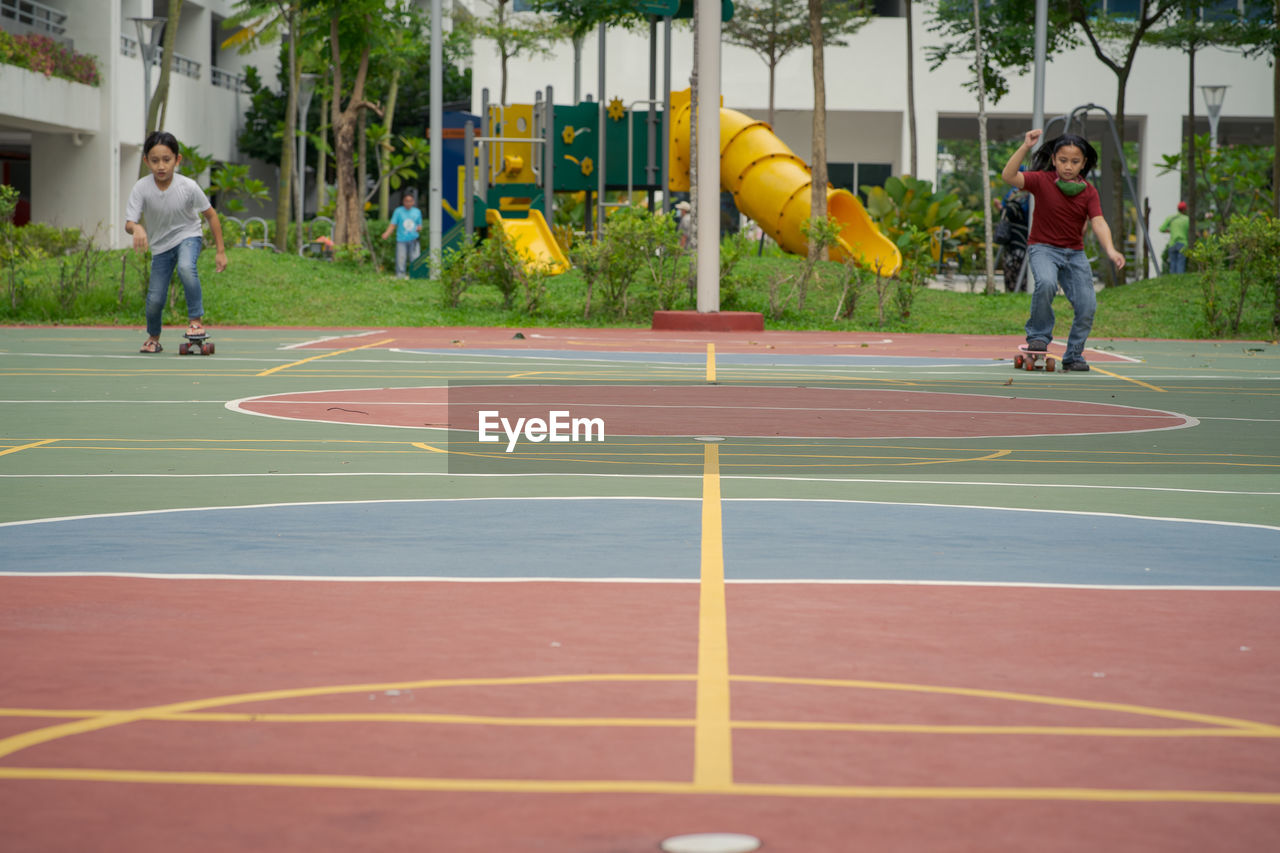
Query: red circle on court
229,385,1195,439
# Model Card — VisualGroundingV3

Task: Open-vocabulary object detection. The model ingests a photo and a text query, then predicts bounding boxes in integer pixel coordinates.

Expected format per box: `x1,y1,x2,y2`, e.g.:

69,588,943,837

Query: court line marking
256,338,397,376
0,472,1276,499
1,572,1277,591
706,343,716,383
281,330,387,350
1,496,1275,534
1090,366,1166,392
1,708,1275,739
0,438,58,458
0,768,1276,803
695,442,733,788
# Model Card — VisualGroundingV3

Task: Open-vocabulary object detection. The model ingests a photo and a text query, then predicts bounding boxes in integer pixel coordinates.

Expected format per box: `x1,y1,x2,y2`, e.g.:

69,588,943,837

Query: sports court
1,325,1278,851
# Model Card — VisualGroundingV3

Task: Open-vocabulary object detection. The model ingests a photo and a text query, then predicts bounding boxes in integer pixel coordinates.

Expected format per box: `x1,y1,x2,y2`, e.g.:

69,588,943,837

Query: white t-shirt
126,173,210,255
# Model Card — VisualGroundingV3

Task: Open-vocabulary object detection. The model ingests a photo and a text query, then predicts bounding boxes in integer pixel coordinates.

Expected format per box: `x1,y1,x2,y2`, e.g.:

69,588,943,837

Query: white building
0,0,275,247
464,1,1273,263
1,1,1272,261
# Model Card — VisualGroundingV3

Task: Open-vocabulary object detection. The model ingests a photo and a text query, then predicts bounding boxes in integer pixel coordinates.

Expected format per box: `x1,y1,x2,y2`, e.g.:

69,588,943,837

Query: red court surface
2,578,1277,851
233,384,1191,437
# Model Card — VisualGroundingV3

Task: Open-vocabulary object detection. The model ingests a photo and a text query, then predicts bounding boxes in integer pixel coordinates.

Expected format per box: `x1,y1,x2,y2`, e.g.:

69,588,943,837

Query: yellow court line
694,442,734,789
256,338,396,377
1090,365,1166,392
0,768,1276,804
706,343,716,383
411,442,449,454
0,438,58,458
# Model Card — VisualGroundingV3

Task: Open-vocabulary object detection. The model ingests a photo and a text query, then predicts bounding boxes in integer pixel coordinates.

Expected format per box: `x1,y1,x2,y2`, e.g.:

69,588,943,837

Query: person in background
381,189,423,279
1159,201,1190,275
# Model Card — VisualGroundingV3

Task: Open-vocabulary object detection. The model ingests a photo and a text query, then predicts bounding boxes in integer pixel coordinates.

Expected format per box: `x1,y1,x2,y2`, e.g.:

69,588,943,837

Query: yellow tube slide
485,208,570,276
669,90,901,277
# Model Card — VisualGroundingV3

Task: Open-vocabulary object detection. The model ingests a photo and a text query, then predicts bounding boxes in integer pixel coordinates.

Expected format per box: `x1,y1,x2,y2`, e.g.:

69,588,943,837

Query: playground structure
415,86,901,280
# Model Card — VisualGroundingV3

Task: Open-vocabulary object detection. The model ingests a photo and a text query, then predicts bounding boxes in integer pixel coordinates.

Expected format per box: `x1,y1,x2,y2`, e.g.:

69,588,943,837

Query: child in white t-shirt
126,131,227,353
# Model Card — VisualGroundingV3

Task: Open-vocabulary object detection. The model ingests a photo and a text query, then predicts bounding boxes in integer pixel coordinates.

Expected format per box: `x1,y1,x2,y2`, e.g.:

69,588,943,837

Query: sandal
140,339,163,353
187,322,205,336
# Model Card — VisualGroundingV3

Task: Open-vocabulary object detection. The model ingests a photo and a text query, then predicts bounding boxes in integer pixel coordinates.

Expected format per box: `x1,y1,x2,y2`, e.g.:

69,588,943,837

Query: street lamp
1200,84,1228,154
296,71,319,254
129,17,166,139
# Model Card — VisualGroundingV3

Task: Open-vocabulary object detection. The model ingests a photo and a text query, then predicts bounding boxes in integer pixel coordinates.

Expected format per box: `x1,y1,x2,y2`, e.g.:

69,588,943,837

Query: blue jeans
395,239,420,276
1168,242,1187,275
146,236,204,337
1025,243,1095,363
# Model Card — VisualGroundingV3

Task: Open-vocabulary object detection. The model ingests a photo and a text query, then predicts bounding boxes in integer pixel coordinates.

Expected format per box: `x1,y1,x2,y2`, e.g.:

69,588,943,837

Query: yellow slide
669,89,901,277
485,208,570,276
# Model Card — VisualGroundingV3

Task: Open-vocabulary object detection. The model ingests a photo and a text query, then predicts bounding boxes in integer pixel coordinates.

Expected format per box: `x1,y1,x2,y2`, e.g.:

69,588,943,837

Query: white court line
0,572,1274,592
280,330,386,350
1,472,1276,497
2,495,1275,533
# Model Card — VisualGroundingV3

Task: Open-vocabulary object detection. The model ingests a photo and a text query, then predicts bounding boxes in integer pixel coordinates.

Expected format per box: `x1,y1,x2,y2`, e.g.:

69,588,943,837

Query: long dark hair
1030,134,1098,177
143,130,181,158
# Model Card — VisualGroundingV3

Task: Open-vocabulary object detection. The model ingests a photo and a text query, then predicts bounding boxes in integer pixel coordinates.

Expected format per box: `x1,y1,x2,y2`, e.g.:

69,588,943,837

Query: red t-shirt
1022,170,1102,251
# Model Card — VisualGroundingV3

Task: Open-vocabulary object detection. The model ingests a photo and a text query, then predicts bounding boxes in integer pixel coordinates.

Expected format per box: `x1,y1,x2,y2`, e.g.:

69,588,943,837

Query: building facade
0,0,275,247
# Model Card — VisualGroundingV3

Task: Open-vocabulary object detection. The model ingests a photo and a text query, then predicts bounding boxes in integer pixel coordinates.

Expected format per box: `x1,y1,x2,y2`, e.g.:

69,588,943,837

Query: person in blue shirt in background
381,189,423,279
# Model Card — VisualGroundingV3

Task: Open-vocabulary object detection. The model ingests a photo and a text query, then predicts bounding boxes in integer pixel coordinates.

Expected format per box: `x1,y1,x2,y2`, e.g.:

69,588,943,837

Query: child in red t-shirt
1001,130,1126,371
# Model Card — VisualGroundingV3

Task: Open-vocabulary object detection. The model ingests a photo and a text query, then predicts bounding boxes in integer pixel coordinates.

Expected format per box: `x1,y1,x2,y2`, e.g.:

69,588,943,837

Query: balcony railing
119,34,202,80
211,66,248,93
0,0,67,40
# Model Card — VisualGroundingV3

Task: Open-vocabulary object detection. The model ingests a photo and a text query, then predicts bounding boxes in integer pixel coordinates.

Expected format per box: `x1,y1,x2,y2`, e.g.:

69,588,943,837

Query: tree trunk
330,12,378,248
140,0,184,178
973,0,994,294
808,0,827,266
317,67,329,211
905,0,917,176
276,16,297,252
1111,78,1129,285
378,67,401,220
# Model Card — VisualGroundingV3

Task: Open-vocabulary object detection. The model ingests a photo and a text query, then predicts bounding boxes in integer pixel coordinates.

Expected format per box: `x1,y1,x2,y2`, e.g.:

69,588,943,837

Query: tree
1066,0,1181,281
1226,0,1280,218
726,1,869,130
324,2,384,249
927,0,1079,106
455,0,567,105
140,0,185,177
971,0,995,294
1144,1,1240,249
226,1,304,250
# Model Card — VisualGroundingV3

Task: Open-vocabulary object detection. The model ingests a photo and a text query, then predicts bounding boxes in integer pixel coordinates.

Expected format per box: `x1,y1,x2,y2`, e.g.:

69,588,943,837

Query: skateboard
1013,345,1055,372
178,332,215,356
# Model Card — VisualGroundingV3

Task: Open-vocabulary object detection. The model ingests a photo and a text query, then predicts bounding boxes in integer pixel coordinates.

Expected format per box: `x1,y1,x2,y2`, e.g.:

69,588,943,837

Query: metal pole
695,0,720,313
464,120,475,244
662,17,671,213
545,86,555,223
296,73,317,255
597,22,607,239
429,0,443,279
647,17,658,190
1032,0,1047,135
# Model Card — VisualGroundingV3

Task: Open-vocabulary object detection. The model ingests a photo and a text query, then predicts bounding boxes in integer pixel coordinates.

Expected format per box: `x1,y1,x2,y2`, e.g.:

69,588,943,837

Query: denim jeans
395,239,421,277
146,236,204,337
1025,243,1095,363
1168,243,1187,275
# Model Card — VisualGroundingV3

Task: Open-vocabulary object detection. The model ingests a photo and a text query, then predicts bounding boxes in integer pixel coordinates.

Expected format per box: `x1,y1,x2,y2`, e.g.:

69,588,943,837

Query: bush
1187,215,1280,336
0,30,100,86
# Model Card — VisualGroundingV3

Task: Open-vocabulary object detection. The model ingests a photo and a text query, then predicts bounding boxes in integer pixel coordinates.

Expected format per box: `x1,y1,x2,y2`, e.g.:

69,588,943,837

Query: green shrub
0,30,100,86
1187,215,1280,336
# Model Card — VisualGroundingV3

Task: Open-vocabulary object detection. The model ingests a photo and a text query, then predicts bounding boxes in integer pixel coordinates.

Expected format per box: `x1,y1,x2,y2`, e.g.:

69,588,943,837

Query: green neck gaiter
1057,179,1088,197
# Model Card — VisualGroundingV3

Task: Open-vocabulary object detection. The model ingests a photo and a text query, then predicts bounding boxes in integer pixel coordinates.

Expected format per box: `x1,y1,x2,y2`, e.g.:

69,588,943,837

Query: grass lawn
2,245,1274,341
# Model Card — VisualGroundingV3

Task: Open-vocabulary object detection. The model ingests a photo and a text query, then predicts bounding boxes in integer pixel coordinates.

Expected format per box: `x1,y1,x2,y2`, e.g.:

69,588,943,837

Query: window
829,162,893,203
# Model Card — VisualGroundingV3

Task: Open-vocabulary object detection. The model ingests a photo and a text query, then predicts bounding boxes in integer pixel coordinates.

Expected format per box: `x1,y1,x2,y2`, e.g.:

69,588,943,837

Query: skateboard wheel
1013,354,1024,369
179,343,189,355
1024,357,1035,371
204,342,214,355
1046,357,1056,372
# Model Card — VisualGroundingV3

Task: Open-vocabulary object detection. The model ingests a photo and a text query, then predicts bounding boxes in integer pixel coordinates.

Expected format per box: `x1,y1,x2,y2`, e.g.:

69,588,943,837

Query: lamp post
129,17,167,139
296,72,318,254
1200,84,1228,154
